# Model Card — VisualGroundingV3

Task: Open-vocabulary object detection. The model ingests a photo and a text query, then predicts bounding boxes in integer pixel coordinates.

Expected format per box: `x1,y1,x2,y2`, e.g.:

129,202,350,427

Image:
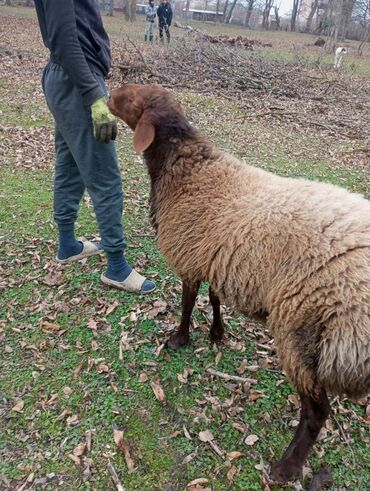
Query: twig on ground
107,462,126,491
207,368,257,384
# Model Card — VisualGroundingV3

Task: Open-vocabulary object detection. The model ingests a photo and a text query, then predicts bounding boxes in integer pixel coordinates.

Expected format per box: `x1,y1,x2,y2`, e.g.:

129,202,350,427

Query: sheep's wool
153,141,370,399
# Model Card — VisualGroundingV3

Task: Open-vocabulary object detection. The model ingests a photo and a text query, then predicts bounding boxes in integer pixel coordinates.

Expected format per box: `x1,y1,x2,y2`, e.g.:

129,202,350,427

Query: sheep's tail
317,311,370,399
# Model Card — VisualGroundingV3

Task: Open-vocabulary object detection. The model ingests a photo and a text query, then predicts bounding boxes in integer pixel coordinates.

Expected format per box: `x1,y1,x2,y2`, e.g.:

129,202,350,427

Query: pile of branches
173,21,272,50
110,37,370,143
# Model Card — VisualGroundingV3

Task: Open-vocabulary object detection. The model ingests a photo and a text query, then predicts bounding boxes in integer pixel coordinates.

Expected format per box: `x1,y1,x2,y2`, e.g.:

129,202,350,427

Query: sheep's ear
133,119,155,153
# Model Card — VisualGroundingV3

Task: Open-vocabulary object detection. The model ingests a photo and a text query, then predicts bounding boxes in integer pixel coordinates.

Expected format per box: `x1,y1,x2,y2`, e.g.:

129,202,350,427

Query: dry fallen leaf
66,414,80,426
150,379,166,402
63,386,73,398
183,425,192,440
198,430,214,442
227,465,238,483
73,442,87,458
41,320,62,332
227,451,244,460
187,478,209,487
113,428,135,474
43,270,64,286
244,434,259,446
12,400,25,413
138,372,148,383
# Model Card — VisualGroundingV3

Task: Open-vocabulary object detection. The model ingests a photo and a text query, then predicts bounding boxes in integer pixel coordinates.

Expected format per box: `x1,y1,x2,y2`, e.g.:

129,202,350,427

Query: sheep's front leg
209,287,224,343
167,280,200,350
270,389,330,483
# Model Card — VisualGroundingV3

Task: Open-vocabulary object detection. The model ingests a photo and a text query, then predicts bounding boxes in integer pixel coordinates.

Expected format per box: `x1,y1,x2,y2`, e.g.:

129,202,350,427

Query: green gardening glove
91,97,118,144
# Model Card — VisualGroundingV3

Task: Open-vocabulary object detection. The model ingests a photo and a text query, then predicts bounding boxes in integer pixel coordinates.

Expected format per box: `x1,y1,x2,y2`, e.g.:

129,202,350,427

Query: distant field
0,4,369,77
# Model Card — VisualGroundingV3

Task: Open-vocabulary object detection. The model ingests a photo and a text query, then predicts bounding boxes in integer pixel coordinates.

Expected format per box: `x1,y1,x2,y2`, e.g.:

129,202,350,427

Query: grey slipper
101,270,156,294
56,240,103,264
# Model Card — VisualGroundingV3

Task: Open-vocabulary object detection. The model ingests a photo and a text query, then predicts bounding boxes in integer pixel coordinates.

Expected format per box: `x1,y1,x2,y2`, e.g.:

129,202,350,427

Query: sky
276,0,294,16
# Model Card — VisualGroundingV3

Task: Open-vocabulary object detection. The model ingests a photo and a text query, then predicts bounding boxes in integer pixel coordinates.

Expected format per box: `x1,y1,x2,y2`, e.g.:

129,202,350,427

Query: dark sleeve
42,0,104,106
168,6,173,25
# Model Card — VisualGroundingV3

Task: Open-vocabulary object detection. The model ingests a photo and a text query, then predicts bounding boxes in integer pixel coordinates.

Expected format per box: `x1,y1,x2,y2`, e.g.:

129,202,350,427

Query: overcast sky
276,0,294,16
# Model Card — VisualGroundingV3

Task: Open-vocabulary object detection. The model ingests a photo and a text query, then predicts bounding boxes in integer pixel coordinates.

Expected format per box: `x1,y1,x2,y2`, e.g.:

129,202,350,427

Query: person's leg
144,21,149,41
43,63,155,292
159,23,164,42
54,126,86,259
165,25,170,43
149,22,154,42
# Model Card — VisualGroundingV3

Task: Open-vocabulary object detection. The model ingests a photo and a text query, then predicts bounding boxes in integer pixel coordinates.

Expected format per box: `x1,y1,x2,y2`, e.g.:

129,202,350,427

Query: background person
157,0,173,43
144,0,156,42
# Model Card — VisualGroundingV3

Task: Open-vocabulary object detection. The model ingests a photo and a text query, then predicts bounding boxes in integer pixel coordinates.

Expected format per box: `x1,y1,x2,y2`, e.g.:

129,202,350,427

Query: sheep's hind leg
167,280,200,350
209,287,224,343
270,389,330,483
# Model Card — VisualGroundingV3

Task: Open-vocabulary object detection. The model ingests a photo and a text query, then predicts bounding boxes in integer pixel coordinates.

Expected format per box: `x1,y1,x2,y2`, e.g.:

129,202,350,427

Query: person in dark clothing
157,0,173,43
34,0,155,294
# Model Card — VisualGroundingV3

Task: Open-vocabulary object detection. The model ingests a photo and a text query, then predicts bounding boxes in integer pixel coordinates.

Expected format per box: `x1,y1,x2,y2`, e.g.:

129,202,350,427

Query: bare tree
291,0,300,31
353,0,370,52
244,0,255,27
262,0,274,29
223,0,230,19
122,0,136,21
225,0,239,22
337,0,356,39
216,0,221,21
305,0,319,32
274,4,281,28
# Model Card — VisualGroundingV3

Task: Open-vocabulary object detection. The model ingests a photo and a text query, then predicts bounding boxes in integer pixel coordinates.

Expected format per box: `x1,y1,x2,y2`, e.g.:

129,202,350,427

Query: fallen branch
107,462,126,491
207,368,257,384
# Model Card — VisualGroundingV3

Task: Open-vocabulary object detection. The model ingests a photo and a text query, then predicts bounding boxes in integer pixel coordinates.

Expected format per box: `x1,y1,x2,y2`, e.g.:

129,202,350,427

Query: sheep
334,47,347,69
108,83,370,484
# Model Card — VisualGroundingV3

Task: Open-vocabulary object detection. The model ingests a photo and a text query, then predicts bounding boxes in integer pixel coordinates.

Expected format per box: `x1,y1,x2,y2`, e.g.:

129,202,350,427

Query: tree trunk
216,0,221,21
130,0,137,21
123,0,130,20
337,0,355,40
262,0,273,29
225,0,238,23
291,0,300,31
274,5,281,29
305,0,318,32
244,0,254,27
223,0,229,19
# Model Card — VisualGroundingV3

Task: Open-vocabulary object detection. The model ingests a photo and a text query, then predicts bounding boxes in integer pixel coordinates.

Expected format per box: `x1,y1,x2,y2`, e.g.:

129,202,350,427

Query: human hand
91,97,118,143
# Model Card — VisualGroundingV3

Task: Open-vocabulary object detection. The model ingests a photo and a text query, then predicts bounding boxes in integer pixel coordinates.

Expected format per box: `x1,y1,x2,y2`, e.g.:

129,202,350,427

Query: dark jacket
34,0,110,106
157,3,173,26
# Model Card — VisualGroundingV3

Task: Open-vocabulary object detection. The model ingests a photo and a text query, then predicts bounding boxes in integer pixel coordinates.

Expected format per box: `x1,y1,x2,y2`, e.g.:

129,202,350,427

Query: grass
0,5,370,491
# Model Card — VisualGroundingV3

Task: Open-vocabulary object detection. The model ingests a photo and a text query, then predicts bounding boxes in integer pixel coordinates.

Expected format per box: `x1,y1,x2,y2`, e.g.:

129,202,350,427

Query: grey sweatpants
42,61,125,254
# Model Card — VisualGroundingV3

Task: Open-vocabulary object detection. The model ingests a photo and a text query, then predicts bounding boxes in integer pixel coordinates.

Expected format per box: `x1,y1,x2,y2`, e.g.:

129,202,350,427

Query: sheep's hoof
270,460,302,483
166,333,189,350
209,330,224,344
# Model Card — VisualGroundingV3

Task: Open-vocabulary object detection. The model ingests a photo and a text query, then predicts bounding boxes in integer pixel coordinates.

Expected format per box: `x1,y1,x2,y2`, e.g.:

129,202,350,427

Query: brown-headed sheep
108,83,370,484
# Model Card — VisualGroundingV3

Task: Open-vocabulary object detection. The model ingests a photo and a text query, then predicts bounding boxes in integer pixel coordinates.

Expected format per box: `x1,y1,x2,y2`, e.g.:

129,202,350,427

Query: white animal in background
334,47,347,69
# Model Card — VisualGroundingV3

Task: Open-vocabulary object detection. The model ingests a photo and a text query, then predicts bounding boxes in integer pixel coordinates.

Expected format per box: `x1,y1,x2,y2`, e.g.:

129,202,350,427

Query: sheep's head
108,83,183,153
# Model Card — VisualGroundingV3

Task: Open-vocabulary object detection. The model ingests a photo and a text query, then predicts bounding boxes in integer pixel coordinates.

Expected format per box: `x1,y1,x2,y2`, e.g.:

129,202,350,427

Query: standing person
33,0,156,294
144,0,156,42
157,0,173,43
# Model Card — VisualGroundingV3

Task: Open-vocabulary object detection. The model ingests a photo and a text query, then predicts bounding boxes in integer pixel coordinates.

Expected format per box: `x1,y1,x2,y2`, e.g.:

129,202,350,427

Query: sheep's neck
144,116,195,174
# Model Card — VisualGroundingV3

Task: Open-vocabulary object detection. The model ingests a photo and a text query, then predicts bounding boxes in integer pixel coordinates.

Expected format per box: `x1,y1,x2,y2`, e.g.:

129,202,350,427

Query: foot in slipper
56,241,103,263
101,269,156,294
